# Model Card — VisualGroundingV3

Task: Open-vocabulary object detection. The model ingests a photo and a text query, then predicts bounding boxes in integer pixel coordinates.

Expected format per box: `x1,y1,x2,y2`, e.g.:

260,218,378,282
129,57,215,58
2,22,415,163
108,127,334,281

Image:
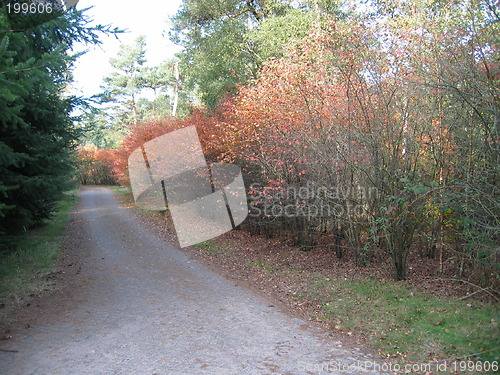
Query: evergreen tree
87,39,178,149
0,3,117,247
100,35,147,127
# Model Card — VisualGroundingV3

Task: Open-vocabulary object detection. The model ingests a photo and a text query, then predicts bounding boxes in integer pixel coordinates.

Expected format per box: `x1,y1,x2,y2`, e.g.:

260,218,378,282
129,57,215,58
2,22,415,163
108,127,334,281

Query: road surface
0,187,389,375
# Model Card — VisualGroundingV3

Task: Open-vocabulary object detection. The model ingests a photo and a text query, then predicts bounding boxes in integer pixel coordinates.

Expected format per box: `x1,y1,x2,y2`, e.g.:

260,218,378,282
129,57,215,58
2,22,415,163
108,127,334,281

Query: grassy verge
108,185,132,197
297,273,499,370
193,239,229,256
245,260,276,274
0,190,78,328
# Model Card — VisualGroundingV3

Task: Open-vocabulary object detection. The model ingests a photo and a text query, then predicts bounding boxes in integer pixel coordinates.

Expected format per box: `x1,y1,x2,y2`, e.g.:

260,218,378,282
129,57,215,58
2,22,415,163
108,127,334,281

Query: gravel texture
0,187,390,375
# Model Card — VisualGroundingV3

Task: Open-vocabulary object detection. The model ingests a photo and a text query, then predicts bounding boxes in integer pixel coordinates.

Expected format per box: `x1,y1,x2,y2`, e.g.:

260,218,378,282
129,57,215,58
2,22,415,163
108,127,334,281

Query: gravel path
0,187,390,375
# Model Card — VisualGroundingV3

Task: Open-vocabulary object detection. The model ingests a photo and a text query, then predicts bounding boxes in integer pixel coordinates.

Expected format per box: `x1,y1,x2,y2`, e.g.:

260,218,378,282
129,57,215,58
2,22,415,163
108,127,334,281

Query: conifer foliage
0,4,115,246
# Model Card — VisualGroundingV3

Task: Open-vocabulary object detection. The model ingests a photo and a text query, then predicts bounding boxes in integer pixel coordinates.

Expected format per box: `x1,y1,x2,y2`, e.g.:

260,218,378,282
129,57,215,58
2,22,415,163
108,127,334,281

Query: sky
71,0,183,98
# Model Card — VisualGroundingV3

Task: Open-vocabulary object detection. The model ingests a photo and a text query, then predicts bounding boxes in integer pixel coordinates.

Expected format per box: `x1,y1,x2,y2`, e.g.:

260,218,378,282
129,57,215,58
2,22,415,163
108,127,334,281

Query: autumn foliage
94,110,223,185
77,146,118,186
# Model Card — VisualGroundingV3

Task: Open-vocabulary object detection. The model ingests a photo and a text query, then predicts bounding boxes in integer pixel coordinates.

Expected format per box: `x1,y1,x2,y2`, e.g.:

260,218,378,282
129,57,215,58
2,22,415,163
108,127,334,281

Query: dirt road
0,187,389,375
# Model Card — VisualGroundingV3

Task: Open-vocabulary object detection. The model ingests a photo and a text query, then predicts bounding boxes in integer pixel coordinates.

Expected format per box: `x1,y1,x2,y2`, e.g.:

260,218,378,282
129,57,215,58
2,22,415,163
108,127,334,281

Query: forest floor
111,187,499,373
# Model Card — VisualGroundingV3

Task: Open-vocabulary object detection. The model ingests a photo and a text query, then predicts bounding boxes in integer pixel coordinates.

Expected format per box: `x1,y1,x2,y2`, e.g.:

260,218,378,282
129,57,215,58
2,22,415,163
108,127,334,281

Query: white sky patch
71,0,182,98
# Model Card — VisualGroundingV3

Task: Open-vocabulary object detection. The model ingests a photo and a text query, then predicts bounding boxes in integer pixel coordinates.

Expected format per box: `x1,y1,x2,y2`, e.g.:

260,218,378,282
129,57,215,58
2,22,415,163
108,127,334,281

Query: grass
194,239,228,255
109,186,135,204
108,185,131,196
0,191,78,328
111,186,170,215
245,261,275,274
298,273,499,370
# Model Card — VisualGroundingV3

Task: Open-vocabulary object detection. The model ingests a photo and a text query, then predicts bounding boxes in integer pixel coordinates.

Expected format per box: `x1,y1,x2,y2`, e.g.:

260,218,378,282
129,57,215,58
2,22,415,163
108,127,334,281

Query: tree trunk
172,61,180,117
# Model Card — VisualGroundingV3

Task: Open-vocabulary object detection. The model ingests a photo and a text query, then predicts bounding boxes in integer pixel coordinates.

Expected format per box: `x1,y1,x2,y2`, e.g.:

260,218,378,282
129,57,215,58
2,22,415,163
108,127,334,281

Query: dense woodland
1,0,498,290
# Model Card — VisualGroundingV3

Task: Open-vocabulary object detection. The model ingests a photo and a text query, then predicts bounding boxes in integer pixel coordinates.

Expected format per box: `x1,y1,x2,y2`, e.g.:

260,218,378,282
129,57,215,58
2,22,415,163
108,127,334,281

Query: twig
0,348,18,353
416,346,500,366
458,287,491,300
436,278,499,302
